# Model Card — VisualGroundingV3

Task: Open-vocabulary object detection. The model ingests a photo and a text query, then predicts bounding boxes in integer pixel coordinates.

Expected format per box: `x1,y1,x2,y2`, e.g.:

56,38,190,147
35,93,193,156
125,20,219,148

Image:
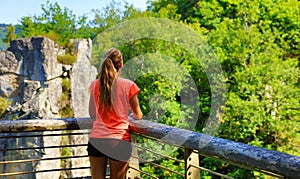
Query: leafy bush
0,97,11,118
43,30,59,45
57,53,76,65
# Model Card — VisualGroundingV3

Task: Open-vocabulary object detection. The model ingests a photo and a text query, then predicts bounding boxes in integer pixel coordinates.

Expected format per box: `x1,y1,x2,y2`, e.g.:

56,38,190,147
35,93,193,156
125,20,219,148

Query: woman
88,48,143,179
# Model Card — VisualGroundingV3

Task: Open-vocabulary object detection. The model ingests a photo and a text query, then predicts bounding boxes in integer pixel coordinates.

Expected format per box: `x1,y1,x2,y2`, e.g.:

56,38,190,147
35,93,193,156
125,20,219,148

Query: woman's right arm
129,94,143,120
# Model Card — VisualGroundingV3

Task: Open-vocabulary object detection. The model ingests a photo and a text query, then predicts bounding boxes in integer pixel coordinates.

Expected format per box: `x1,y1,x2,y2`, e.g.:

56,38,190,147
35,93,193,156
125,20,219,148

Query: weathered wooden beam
0,118,93,132
130,119,300,179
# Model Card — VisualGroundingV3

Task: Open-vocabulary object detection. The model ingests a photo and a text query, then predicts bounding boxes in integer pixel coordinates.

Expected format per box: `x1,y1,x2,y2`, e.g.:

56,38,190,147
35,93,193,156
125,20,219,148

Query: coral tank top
89,77,140,141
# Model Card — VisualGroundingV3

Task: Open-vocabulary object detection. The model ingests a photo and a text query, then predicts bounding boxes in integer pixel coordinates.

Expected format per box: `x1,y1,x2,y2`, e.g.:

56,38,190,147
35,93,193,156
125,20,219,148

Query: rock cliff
0,37,97,178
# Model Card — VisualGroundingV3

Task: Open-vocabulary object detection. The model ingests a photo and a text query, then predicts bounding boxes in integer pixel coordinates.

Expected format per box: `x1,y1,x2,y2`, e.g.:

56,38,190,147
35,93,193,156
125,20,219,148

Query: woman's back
89,77,140,141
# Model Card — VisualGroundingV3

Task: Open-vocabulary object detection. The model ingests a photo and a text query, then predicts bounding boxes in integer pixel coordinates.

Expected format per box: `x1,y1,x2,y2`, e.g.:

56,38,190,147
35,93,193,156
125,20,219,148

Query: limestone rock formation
71,38,97,118
0,37,97,178
70,38,97,177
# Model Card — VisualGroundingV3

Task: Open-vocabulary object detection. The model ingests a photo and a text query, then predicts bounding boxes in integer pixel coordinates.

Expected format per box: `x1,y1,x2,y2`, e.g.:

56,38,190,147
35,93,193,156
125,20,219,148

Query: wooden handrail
0,118,299,179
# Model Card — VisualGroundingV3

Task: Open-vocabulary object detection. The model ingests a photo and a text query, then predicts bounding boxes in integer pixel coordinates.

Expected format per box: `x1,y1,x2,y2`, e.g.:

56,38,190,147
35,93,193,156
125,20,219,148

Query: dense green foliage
5,0,300,178
20,0,92,46
57,53,76,65
3,25,17,45
0,24,22,50
193,0,300,151
145,0,300,177
0,97,11,118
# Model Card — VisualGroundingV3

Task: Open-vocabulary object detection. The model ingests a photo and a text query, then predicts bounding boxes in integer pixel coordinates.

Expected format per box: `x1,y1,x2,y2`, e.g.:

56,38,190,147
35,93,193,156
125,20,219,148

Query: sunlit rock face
0,37,97,178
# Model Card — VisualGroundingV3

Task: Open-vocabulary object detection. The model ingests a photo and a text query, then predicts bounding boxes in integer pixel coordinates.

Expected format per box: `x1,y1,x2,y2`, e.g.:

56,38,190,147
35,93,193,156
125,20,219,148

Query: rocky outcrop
70,39,97,177
0,50,21,98
71,38,97,118
0,37,97,178
0,37,63,119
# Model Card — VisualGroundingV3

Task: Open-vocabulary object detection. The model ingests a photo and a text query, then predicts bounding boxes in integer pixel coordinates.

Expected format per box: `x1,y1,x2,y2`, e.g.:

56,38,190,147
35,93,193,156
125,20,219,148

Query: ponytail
98,48,122,110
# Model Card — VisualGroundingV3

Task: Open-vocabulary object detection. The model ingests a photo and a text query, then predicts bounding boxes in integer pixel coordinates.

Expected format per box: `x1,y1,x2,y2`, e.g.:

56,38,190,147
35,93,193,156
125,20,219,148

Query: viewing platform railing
0,118,299,179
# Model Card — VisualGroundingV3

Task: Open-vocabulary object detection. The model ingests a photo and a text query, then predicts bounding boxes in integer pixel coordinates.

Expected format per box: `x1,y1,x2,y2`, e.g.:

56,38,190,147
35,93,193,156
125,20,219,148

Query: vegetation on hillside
0,24,8,50
0,0,299,178
0,24,22,50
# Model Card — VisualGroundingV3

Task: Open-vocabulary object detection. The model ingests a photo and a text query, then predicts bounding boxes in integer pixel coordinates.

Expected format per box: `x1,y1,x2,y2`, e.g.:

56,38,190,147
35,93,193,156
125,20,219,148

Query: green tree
147,0,300,177
20,16,41,37
3,25,17,45
148,0,198,22
195,0,300,151
20,0,91,46
90,0,147,37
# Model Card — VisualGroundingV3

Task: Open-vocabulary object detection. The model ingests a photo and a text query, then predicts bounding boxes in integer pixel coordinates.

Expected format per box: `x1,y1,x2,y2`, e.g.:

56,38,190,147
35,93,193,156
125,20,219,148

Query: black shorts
87,138,132,162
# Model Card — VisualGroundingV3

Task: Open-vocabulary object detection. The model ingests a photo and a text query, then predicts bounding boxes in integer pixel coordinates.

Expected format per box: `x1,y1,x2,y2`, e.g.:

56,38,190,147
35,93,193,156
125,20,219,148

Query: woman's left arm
89,94,96,118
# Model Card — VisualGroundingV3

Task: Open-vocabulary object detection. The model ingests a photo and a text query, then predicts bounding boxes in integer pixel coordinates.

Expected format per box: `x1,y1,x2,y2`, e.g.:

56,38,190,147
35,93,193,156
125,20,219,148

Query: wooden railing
0,118,299,179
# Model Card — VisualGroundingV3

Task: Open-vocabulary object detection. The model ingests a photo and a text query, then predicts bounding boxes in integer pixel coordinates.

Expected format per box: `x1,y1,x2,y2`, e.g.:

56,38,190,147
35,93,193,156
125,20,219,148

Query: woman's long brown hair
98,48,122,110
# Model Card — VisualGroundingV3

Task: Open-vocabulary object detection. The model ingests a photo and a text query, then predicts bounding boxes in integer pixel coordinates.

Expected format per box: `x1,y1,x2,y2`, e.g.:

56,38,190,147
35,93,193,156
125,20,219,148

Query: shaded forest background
0,0,299,178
